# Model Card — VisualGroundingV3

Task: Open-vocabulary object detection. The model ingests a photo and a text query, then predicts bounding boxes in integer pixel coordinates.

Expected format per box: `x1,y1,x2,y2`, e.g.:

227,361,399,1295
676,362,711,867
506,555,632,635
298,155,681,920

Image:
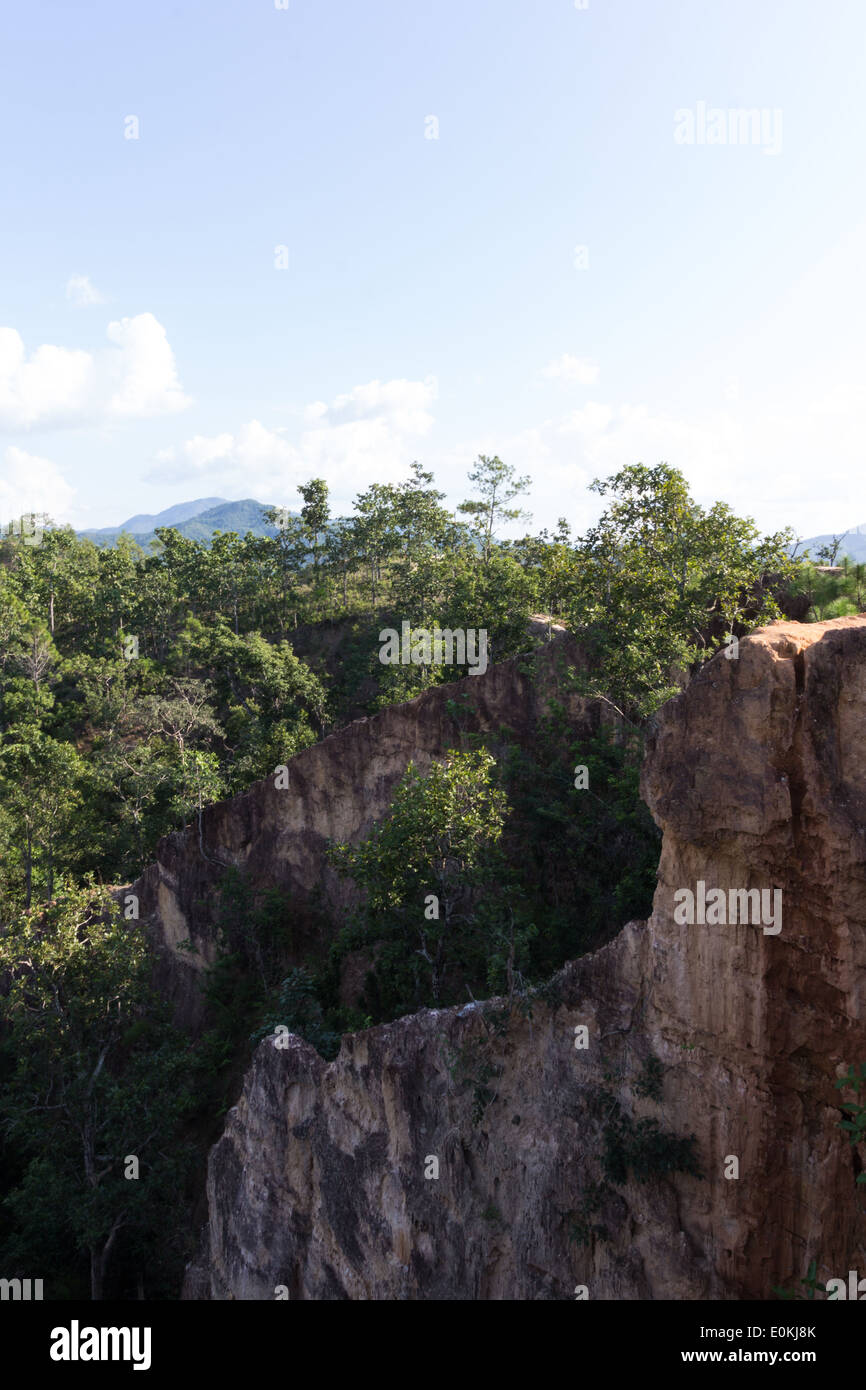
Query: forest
0,456,848,1297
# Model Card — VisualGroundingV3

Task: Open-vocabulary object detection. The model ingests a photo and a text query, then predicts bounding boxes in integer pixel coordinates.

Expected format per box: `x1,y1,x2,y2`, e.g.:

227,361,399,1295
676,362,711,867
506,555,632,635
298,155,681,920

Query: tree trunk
90,1246,106,1302
24,828,32,909
90,1217,123,1301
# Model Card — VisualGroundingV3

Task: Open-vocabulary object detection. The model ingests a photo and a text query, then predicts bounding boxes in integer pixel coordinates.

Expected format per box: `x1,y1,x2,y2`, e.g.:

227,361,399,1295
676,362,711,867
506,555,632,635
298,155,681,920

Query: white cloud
327,376,438,433
0,314,191,429
0,446,75,523
0,329,93,431
181,433,236,469
66,274,104,307
541,354,599,386
146,420,295,487
104,314,191,419
145,376,438,508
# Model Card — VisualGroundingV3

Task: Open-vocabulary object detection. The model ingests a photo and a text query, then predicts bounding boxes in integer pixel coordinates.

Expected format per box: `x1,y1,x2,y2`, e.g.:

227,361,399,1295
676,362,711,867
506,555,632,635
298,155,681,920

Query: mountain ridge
799,523,866,562
77,498,281,549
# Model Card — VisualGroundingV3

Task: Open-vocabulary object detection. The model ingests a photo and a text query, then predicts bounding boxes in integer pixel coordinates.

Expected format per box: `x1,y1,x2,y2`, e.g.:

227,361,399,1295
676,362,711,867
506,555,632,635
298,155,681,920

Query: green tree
171,618,327,789
815,534,847,565
0,728,86,907
458,454,531,563
568,463,798,719
353,482,401,606
323,516,360,613
263,507,310,630
298,478,331,586
329,750,509,1009
0,885,196,1298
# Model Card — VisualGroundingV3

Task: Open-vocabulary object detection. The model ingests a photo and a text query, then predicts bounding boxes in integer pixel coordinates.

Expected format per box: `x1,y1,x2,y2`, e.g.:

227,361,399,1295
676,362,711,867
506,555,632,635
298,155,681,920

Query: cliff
181,616,866,1299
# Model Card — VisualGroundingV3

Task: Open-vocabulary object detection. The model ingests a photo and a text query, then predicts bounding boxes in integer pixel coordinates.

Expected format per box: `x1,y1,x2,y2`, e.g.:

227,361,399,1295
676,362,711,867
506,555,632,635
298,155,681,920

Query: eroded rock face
184,617,866,1300
639,616,866,1299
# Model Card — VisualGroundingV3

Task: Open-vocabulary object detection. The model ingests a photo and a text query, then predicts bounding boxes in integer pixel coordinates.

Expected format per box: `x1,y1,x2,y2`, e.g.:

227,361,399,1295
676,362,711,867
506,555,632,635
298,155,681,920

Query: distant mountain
797,524,866,564
77,499,283,549
171,500,283,545
78,498,227,545
120,498,229,533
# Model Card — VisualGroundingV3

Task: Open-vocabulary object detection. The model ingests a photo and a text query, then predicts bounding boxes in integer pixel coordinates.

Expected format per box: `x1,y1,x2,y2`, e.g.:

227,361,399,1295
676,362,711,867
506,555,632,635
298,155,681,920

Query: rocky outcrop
638,615,866,1298
183,617,866,1299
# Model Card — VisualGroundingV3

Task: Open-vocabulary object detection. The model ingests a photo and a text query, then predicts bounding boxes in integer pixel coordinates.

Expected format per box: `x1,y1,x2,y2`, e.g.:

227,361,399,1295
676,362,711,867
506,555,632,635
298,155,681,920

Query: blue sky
1,0,864,539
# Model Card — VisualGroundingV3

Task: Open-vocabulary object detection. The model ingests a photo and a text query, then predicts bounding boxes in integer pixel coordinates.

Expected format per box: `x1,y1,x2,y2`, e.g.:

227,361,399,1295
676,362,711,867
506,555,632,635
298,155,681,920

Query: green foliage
835,1062,866,1184
772,1062,866,1298
329,749,511,1012
0,883,196,1298
634,1054,665,1102
196,870,300,1070
458,454,531,563
566,463,798,719
252,967,341,1060
480,1201,505,1226
772,1260,828,1301
781,554,866,622
496,719,660,978
599,1091,702,1185
0,458,809,916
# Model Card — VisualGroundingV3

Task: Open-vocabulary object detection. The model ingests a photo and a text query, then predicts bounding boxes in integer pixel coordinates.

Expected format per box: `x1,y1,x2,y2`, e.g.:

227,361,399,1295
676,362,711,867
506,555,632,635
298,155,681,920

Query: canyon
132,617,866,1299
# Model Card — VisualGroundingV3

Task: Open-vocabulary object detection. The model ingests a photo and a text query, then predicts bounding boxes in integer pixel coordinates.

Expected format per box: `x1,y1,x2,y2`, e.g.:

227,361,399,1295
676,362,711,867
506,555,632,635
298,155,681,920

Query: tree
0,729,86,907
93,537,145,651
458,455,532,563
0,885,196,1298
137,676,225,831
298,478,331,586
393,463,452,557
568,463,798,719
174,619,327,790
15,624,55,693
323,517,359,612
263,508,310,631
815,534,848,565
504,517,575,619
0,575,31,677
329,750,509,1009
353,482,401,606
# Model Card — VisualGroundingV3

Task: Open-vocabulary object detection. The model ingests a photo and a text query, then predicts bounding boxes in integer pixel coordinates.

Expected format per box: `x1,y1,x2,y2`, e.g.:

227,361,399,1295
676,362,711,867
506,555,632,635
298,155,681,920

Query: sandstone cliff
181,616,866,1299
